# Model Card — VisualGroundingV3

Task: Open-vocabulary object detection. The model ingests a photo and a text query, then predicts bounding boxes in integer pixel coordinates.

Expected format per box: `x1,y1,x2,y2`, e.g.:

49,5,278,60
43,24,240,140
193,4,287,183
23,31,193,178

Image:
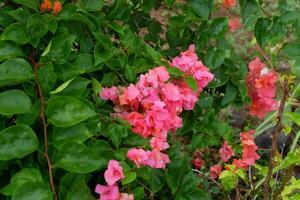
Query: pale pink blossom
104,160,125,185
95,184,119,200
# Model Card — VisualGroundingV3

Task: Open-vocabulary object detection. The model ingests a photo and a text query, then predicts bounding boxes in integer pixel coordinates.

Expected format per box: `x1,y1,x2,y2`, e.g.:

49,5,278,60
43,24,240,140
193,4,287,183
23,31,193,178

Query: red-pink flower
146,149,170,169
150,137,169,151
223,0,236,8
246,57,278,119
240,130,260,166
104,160,125,185
219,141,235,162
100,87,118,101
232,159,247,170
192,157,204,169
95,184,120,200
99,44,214,169
119,193,134,200
229,18,240,32
210,165,222,179
127,148,150,168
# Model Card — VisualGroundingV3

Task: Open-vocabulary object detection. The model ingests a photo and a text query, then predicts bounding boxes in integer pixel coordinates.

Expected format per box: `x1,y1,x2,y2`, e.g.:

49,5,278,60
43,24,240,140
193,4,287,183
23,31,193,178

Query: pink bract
95,184,120,200
104,160,125,185
210,165,223,179
219,141,235,162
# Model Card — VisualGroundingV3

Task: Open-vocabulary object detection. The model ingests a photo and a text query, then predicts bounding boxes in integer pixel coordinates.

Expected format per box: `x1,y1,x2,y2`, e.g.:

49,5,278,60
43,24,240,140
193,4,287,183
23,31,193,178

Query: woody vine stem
263,77,289,200
29,52,57,200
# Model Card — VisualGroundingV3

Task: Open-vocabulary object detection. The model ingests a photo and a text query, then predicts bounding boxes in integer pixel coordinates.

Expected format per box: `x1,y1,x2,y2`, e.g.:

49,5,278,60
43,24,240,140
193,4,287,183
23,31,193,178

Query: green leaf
133,187,145,200
94,36,113,65
0,125,38,160
241,0,262,27
219,170,238,191
91,77,102,95
66,180,95,200
0,90,32,115
254,18,272,46
108,123,124,148
125,64,136,82
58,77,91,98
51,124,92,149
190,0,213,20
78,0,104,12
12,0,39,11
47,96,96,127
59,173,86,200
0,168,42,196
42,33,76,64
0,41,23,62
221,81,238,107
12,182,52,200
209,17,228,38
185,76,198,92
50,78,75,94
284,112,300,126
108,0,132,22
205,49,226,69
1,23,30,44
282,43,300,65
0,58,34,87
56,141,106,173
149,170,166,193
37,63,57,96
167,67,184,78
121,171,137,185
280,11,300,24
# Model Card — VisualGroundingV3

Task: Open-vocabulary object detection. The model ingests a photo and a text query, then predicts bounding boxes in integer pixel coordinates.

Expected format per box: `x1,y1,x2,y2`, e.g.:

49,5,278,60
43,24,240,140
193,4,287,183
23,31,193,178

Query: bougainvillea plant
0,0,300,200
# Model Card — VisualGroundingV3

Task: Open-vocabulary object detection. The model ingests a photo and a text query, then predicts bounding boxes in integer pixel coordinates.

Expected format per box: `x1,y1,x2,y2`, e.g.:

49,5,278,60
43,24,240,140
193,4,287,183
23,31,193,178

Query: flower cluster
40,0,62,15
210,130,260,179
100,45,214,169
246,57,278,119
223,0,236,8
95,160,134,200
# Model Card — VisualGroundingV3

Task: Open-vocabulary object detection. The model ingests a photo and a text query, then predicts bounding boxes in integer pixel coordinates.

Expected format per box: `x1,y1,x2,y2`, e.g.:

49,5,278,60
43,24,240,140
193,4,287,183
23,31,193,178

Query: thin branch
29,53,57,200
263,78,289,200
255,43,274,70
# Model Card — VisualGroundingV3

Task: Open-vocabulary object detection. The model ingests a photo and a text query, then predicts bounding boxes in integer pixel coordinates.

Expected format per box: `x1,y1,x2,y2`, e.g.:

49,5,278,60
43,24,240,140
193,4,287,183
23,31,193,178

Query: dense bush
0,0,300,199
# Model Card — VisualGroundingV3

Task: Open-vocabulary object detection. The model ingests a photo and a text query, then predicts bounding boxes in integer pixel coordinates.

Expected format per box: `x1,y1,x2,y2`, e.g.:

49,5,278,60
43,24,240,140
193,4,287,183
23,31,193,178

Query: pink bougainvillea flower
240,130,260,166
246,57,278,119
223,0,236,8
146,149,170,169
210,165,223,179
229,18,240,32
171,45,198,72
192,157,204,169
95,184,120,200
150,137,170,151
219,141,235,162
119,193,134,200
232,159,248,170
127,148,150,168
100,87,118,101
99,44,214,169
104,160,125,185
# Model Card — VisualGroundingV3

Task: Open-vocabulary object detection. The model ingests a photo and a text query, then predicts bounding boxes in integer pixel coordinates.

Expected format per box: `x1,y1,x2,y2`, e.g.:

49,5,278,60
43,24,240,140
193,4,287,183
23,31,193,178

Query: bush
0,0,300,199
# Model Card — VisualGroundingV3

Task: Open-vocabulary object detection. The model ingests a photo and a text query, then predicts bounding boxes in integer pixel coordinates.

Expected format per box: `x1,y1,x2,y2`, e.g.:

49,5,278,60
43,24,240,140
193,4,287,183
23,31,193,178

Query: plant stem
29,53,57,200
291,130,300,152
263,78,289,200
